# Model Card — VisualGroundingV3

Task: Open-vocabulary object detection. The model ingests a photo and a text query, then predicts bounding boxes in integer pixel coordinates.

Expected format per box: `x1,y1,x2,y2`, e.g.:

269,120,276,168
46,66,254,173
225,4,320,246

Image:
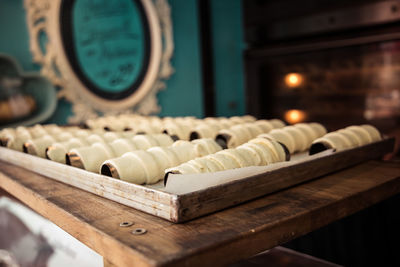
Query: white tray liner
165,149,335,194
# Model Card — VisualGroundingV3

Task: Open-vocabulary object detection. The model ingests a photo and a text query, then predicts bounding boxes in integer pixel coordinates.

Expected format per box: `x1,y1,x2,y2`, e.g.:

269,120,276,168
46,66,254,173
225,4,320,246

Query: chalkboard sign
25,0,173,122
61,0,151,100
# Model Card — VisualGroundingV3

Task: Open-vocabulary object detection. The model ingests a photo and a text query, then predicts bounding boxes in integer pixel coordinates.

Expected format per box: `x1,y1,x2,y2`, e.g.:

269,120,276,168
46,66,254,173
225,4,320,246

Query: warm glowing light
284,73,303,88
284,109,307,124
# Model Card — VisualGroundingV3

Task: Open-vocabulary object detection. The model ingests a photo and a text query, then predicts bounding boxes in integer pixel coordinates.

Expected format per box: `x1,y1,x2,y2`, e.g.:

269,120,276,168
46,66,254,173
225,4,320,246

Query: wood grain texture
175,137,395,222
0,138,394,223
0,159,399,267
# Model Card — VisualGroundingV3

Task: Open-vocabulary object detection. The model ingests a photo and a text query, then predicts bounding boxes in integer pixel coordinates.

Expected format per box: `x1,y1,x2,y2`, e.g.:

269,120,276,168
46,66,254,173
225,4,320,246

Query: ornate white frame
24,0,174,123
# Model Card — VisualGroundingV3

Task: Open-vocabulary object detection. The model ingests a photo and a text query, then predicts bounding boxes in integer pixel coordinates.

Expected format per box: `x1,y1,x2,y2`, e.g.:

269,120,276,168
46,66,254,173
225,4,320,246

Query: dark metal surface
198,0,216,116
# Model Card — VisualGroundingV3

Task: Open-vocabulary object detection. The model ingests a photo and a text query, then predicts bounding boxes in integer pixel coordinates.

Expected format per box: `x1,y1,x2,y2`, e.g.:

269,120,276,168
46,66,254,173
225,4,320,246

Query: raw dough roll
109,138,139,156
309,124,382,155
46,138,89,163
46,132,118,163
66,134,174,172
293,124,317,144
131,135,159,150
148,146,180,168
165,135,289,175
249,137,287,162
68,142,114,172
236,144,262,166
191,138,223,157
259,130,296,154
324,132,353,148
24,135,56,157
215,119,285,149
309,123,327,137
101,138,222,184
193,157,224,172
163,122,187,140
207,153,241,170
168,143,198,162
190,124,215,140
345,126,372,145
337,129,362,147
269,119,286,129
241,115,257,122
259,122,327,154
189,121,225,140
218,149,253,168
310,135,348,153
254,120,274,133
166,161,202,175
360,124,381,142
134,123,162,134
1,130,30,151
24,132,74,158
103,150,156,184
283,126,308,152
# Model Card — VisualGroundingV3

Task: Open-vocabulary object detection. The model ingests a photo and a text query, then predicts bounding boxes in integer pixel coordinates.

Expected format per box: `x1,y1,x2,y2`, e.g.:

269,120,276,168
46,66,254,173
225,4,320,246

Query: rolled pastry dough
165,136,289,175
310,124,382,154
102,138,222,184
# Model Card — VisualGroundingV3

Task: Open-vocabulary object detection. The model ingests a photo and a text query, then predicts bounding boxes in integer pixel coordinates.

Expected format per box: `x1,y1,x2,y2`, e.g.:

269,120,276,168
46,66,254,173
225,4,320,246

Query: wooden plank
0,159,399,266
175,137,395,222
0,138,394,222
0,147,177,220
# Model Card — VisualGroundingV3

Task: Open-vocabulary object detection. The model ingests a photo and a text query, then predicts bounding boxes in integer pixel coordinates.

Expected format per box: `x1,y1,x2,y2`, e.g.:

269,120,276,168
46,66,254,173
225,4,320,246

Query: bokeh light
284,73,303,88
284,109,307,124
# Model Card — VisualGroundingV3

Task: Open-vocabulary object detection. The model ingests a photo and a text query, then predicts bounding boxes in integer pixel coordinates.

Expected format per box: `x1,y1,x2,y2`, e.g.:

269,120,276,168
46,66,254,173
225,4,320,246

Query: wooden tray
0,138,394,223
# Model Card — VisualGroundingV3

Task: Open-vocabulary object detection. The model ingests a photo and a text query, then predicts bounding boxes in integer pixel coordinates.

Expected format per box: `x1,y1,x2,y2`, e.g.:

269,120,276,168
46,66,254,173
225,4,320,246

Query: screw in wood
131,228,147,235
119,221,134,227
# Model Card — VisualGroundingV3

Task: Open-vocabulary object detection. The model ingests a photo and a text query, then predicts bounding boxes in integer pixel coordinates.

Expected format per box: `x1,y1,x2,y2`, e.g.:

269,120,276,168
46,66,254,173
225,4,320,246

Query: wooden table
0,159,399,267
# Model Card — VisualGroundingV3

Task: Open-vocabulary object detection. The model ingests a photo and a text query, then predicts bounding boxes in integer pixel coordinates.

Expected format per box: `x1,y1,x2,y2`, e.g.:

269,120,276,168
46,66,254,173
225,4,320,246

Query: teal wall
0,0,39,71
210,0,246,117
158,0,204,118
0,0,245,123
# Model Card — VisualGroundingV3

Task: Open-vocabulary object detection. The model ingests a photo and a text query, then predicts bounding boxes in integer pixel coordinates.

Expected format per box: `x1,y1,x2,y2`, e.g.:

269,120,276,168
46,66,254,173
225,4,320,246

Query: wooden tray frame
0,138,394,222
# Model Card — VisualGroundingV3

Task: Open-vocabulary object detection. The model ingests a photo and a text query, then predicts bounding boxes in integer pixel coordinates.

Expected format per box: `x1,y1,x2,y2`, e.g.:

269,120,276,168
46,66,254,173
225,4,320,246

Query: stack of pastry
257,122,327,154
101,138,222,184
215,119,285,148
309,124,381,154
165,136,289,175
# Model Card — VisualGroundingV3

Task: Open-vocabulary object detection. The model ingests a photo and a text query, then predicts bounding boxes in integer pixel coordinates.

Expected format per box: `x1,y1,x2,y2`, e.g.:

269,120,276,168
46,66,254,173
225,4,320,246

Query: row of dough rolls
309,125,382,154
41,116,259,164
66,134,174,172
46,131,147,163
0,124,85,152
162,115,256,140
257,122,327,154
85,114,256,135
215,119,285,148
165,136,289,175
101,138,223,184
0,115,257,153
26,130,136,158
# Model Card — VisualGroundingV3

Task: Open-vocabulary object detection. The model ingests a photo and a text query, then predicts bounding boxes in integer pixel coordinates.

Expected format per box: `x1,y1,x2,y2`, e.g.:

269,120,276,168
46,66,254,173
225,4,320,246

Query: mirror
25,0,174,123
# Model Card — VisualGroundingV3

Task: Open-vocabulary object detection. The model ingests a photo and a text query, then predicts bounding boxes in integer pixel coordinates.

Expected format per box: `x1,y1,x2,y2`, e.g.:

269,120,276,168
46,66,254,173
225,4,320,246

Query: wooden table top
0,159,399,267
